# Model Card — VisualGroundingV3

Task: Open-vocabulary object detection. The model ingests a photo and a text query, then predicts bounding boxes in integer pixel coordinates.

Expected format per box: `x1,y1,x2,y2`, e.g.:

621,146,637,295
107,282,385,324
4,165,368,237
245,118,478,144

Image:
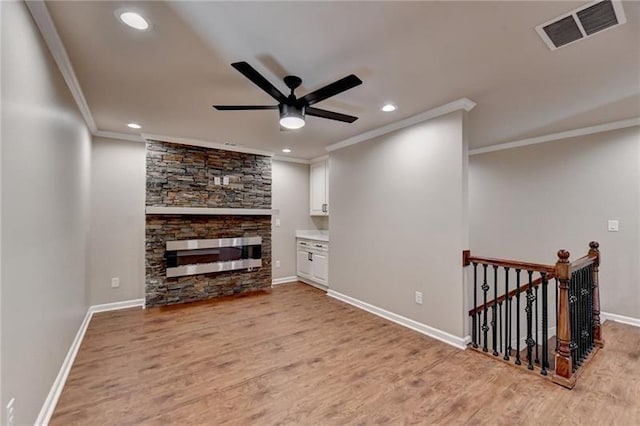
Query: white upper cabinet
310,159,329,216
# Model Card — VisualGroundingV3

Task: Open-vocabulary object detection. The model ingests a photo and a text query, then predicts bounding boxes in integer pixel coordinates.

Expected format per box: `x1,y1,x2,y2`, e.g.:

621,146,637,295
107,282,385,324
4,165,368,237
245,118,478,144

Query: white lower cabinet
297,247,312,278
296,239,329,288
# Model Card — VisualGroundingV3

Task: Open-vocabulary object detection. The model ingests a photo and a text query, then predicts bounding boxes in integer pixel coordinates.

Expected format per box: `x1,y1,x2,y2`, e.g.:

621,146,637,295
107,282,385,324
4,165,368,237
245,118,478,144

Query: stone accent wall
146,141,271,208
145,140,272,307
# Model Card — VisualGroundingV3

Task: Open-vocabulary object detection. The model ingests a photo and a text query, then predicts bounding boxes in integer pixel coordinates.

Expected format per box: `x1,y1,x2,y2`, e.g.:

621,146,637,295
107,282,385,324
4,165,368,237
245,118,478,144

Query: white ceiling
45,1,640,159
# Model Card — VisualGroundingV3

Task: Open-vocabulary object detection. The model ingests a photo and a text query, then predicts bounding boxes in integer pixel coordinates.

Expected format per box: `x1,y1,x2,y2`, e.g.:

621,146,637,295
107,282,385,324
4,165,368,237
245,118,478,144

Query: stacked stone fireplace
145,140,272,307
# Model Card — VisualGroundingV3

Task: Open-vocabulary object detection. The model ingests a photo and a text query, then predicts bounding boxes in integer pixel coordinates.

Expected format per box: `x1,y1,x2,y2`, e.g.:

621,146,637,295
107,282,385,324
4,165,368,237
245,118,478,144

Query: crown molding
469,117,640,156
272,156,311,164
325,97,476,153
26,0,97,133
141,133,275,157
93,130,145,143
311,154,329,163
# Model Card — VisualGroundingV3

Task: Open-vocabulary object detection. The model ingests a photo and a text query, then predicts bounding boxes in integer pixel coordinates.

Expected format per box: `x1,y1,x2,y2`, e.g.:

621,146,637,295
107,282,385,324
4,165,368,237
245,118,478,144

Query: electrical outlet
415,291,423,305
275,260,281,268
213,176,221,185
608,219,619,232
111,277,120,288
7,398,15,426
223,176,230,185
275,218,281,227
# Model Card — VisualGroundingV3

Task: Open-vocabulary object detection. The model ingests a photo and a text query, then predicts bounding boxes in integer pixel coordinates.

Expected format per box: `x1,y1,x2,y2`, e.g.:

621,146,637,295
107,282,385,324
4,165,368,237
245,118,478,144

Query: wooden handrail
465,255,556,275
570,253,597,271
468,273,555,316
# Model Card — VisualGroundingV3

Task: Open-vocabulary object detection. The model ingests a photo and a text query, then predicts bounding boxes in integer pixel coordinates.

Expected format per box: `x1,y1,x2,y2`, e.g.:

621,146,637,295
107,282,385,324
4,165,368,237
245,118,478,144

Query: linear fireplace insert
165,237,262,278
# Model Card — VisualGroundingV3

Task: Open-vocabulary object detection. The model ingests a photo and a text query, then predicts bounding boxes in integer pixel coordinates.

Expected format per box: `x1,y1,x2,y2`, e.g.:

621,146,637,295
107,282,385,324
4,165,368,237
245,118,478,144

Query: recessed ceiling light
118,11,150,31
127,123,142,129
282,148,292,153
381,104,397,112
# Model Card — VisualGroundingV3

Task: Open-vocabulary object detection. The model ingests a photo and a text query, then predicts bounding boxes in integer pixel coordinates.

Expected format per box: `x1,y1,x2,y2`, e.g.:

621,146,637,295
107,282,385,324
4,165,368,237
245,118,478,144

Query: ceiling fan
213,61,362,130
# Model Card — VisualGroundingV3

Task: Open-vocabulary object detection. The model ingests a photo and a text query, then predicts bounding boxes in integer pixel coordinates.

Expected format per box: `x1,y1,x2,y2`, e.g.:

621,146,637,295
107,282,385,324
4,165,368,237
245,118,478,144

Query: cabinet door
297,249,312,277
311,251,328,285
310,160,327,216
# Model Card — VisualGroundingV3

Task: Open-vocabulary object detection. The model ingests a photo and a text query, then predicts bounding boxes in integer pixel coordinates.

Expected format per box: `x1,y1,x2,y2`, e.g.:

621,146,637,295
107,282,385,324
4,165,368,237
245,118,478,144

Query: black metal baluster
555,278,559,352
504,268,510,361
533,287,540,365
583,267,587,360
477,311,482,346
482,264,489,352
583,266,588,354
492,266,498,356
569,271,578,372
588,265,595,349
472,263,478,348
526,270,535,370
499,301,503,354
515,269,522,365
541,272,549,376
578,268,587,364
578,268,587,363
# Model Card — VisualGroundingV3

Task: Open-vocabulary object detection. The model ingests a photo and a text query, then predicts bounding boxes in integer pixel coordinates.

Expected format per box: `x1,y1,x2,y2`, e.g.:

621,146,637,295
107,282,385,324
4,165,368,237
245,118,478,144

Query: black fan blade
231,62,287,103
298,74,362,107
213,105,278,110
306,107,358,123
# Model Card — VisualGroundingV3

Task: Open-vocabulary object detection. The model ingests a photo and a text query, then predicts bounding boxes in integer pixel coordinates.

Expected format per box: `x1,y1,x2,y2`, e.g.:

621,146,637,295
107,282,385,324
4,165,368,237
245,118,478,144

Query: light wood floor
52,282,640,425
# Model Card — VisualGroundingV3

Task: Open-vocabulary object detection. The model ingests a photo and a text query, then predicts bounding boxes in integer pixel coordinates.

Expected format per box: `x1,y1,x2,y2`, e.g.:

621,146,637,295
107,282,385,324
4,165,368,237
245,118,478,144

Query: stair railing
463,241,603,388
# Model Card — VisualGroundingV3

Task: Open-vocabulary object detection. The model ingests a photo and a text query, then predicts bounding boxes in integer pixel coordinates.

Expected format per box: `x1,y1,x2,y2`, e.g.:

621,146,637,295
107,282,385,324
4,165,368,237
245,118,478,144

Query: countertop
295,230,329,242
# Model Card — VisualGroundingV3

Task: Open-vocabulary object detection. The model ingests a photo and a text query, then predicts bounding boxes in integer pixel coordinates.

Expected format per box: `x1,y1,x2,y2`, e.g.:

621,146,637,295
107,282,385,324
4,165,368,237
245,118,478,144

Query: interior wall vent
536,0,627,50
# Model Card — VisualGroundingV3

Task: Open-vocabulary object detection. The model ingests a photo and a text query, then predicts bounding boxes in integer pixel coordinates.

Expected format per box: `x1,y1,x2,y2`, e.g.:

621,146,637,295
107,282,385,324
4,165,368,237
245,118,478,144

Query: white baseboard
297,277,328,292
602,311,640,328
36,299,144,425
34,309,92,425
271,276,298,286
89,298,145,314
327,289,468,350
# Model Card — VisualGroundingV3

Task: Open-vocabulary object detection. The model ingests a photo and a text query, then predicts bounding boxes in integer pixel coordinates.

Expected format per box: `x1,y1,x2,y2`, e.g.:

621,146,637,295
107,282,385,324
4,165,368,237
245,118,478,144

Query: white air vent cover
536,0,627,50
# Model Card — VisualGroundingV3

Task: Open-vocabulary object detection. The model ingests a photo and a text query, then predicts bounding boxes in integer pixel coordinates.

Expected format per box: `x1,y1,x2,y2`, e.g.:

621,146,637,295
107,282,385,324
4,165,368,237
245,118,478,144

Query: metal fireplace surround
164,237,262,278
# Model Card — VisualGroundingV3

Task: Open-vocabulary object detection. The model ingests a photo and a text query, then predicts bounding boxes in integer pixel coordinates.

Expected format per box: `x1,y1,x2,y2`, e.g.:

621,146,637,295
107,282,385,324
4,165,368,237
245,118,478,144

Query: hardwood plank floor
51,282,640,425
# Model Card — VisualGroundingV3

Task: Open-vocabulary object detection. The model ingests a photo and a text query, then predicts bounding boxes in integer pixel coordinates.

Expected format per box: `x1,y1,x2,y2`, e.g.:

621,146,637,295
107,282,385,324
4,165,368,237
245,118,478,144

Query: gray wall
271,160,318,279
329,111,469,337
87,145,314,292
89,137,145,305
1,2,91,424
469,126,640,319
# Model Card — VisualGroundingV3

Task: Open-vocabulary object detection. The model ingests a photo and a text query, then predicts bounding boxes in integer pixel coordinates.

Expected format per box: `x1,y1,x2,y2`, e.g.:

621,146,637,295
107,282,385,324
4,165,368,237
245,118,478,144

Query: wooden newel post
553,249,574,386
589,241,604,347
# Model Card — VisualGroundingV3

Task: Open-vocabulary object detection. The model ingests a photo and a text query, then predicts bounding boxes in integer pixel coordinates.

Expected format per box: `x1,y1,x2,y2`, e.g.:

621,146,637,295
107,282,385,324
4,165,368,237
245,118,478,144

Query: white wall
1,2,91,423
469,126,640,319
271,160,318,280
329,111,469,337
89,137,145,305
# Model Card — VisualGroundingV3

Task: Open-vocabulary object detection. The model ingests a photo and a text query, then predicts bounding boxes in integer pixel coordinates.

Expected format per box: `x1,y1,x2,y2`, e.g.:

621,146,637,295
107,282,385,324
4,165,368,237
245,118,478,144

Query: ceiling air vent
536,0,627,50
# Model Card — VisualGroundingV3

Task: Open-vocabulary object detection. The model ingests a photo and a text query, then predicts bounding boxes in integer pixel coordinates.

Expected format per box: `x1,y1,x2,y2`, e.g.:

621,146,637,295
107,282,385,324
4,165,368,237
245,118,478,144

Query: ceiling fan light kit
279,104,306,129
213,61,362,130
